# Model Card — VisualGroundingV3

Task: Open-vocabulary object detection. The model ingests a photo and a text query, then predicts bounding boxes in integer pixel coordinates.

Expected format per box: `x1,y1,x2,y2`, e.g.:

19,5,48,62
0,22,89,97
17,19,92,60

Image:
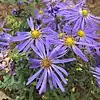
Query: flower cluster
0,0,100,94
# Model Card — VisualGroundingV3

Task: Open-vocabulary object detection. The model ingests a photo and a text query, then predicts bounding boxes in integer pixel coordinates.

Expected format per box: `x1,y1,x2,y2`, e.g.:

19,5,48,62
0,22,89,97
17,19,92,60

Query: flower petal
54,65,68,76
52,65,67,84
53,58,76,64
18,39,32,52
47,69,53,89
11,35,30,42
75,41,96,47
29,58,40,69
27,17,34,30
0,42,9,46
23,40,33,52
72,17,82,33
50,68,57,88
72,45,88,62
81,18,85,30
49,45,62,59
50,68,65,92
26,68,43,85
39,69,47,94
36,39,46,57
36,70,46,89
31,44,43,58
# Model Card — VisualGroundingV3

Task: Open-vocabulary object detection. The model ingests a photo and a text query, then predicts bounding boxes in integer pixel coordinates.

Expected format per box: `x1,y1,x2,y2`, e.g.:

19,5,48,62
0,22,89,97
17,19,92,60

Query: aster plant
10,0,100,95
26,40,76,94
0,0,100,99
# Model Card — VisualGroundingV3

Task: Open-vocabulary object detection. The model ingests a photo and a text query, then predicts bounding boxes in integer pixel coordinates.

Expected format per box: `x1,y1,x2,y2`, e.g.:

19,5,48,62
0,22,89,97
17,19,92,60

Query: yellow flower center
56,16,62,19
39,10,43,14
31,30,40,39
81,9,88,17
77,30,85,37
41,57,52,68
64,37,74,46
58,33,65,38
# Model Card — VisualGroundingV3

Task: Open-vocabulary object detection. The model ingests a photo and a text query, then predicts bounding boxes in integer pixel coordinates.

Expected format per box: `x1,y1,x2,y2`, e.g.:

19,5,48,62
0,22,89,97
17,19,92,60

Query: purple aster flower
26,40,76,94
69,23,100,54
0,33,12,48
46,24,73,45
75,28,99,43
11,17,50,52
91,66,100,87
48,28,97,62
34,8,45,20
91,51,100,87
41,2,64,30
42,12,55,25
11,8,18,16
74,27,99,53
62,23,74,35
63,36,97,62
57,0,85,16
93,54,100,67
42,8,56,28
58,1,100,32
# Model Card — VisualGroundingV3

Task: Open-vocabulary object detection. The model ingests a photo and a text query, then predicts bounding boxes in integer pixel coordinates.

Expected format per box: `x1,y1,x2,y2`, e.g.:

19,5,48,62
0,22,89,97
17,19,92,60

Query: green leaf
70,92,76,100
34,0,38,3
52,91,60,100
29,86,34,100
